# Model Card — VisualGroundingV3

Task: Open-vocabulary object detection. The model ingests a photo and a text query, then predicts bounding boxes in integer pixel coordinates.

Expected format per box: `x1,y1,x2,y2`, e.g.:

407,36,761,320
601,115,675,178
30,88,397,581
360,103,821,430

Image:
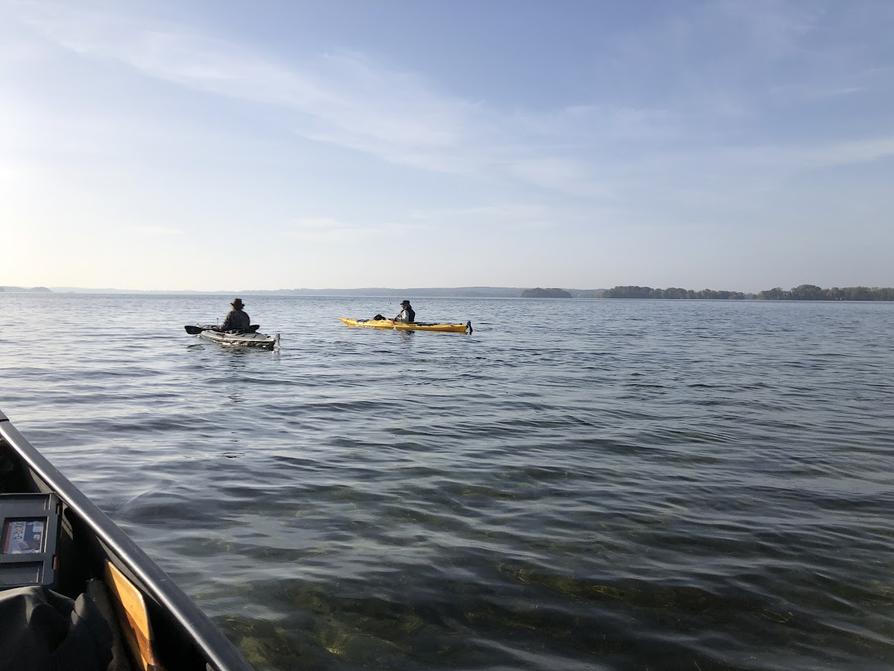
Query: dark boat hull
0,410,252,671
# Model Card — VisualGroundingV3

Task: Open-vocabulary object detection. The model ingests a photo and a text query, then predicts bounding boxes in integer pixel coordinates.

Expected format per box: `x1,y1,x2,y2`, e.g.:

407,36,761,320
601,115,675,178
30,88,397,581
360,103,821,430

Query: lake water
1,293,892,670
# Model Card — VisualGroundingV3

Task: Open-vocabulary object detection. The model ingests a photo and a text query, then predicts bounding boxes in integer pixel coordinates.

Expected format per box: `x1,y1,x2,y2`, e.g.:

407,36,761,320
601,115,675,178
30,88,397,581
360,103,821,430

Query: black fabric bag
0,583,116,671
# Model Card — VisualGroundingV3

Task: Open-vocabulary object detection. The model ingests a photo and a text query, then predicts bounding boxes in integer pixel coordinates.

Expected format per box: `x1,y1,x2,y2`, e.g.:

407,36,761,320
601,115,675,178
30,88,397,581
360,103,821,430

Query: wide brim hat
400,300,411,306
231,298,245,307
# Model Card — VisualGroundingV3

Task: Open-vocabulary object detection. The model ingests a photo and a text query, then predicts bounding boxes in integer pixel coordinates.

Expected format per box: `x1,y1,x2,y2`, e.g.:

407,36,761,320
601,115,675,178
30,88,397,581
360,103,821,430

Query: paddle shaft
184,324,259,335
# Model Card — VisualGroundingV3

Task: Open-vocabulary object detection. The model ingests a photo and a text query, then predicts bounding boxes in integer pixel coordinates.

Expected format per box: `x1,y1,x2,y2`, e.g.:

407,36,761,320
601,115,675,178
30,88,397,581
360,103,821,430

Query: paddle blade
184,325,204,335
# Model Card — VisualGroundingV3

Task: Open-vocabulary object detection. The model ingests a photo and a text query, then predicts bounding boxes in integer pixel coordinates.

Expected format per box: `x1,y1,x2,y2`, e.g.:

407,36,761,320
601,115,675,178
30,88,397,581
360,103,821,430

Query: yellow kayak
339,317,472,333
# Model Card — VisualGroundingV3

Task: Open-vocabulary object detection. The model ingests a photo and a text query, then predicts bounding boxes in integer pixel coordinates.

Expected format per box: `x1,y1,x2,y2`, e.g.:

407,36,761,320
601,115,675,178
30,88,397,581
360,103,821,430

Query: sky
1,0,893,291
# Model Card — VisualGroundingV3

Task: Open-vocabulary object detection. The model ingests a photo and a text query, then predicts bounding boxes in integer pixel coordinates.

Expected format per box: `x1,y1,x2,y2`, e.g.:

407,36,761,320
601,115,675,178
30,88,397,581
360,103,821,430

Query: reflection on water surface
2,294,893,670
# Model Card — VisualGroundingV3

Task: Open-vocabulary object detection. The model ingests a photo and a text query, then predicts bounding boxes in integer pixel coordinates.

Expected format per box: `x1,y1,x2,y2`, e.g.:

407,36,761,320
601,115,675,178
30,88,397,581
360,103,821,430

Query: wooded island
604,285,894,300
521,288,573,298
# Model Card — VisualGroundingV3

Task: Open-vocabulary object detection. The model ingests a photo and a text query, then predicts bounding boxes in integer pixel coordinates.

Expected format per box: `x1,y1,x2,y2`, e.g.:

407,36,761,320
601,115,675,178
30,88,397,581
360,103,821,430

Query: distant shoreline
603,285,894,301
4,284,894,301
0,287,52,294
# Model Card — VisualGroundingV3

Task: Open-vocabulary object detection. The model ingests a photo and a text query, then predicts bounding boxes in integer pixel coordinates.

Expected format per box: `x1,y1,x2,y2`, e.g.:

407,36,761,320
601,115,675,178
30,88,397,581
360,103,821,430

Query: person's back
221,298,251,332
395,300,415,323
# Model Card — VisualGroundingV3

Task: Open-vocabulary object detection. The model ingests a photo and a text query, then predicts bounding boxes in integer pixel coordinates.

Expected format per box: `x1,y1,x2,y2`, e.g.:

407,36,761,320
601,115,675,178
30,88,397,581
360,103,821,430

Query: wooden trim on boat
106,560,164,671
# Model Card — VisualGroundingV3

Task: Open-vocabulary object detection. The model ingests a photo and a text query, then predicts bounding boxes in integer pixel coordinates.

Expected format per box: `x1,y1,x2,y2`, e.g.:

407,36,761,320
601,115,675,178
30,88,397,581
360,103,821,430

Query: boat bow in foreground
0,410,253,671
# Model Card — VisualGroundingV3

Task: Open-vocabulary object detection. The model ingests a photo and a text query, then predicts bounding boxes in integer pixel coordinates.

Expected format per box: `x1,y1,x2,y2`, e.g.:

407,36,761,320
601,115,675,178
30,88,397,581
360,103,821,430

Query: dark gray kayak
0,410,253,671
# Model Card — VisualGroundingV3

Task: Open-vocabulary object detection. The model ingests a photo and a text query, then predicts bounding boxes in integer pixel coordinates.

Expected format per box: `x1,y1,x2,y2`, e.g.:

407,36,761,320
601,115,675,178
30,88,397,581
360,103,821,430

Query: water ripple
1,294,893,670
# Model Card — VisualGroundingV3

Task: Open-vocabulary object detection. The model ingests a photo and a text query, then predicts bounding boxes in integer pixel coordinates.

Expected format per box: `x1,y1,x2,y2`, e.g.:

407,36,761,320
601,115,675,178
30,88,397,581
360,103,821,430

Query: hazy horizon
3,1,893,291
6,280,894,297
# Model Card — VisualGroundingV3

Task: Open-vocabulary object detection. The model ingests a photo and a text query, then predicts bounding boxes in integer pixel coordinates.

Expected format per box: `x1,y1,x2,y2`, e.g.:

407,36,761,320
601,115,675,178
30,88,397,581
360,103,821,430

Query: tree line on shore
603,284,894,301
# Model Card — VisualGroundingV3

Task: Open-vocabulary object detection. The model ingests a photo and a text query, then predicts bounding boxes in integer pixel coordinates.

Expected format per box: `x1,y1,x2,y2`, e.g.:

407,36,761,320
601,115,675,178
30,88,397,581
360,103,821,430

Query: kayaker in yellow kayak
220,297,251,332
394,300,415,323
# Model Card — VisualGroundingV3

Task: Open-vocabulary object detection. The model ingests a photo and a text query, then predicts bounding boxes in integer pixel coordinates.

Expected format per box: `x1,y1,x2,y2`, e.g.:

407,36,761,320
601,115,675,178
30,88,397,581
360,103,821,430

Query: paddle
184,324,259,335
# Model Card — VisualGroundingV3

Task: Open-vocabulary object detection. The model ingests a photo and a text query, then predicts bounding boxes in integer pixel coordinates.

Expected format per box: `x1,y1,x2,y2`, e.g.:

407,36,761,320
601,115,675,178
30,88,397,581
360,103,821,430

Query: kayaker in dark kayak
220,297,251,332
394,299,415,323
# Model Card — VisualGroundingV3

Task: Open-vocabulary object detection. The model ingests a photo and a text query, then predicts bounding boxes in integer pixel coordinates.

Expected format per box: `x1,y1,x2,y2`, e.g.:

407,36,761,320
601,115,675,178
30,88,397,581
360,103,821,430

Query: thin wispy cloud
19,2,893,202
3,1,892,289
285,217,360,244
126,225,184,237
409,203,560,232
11,4,675,199
285,216,422,244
